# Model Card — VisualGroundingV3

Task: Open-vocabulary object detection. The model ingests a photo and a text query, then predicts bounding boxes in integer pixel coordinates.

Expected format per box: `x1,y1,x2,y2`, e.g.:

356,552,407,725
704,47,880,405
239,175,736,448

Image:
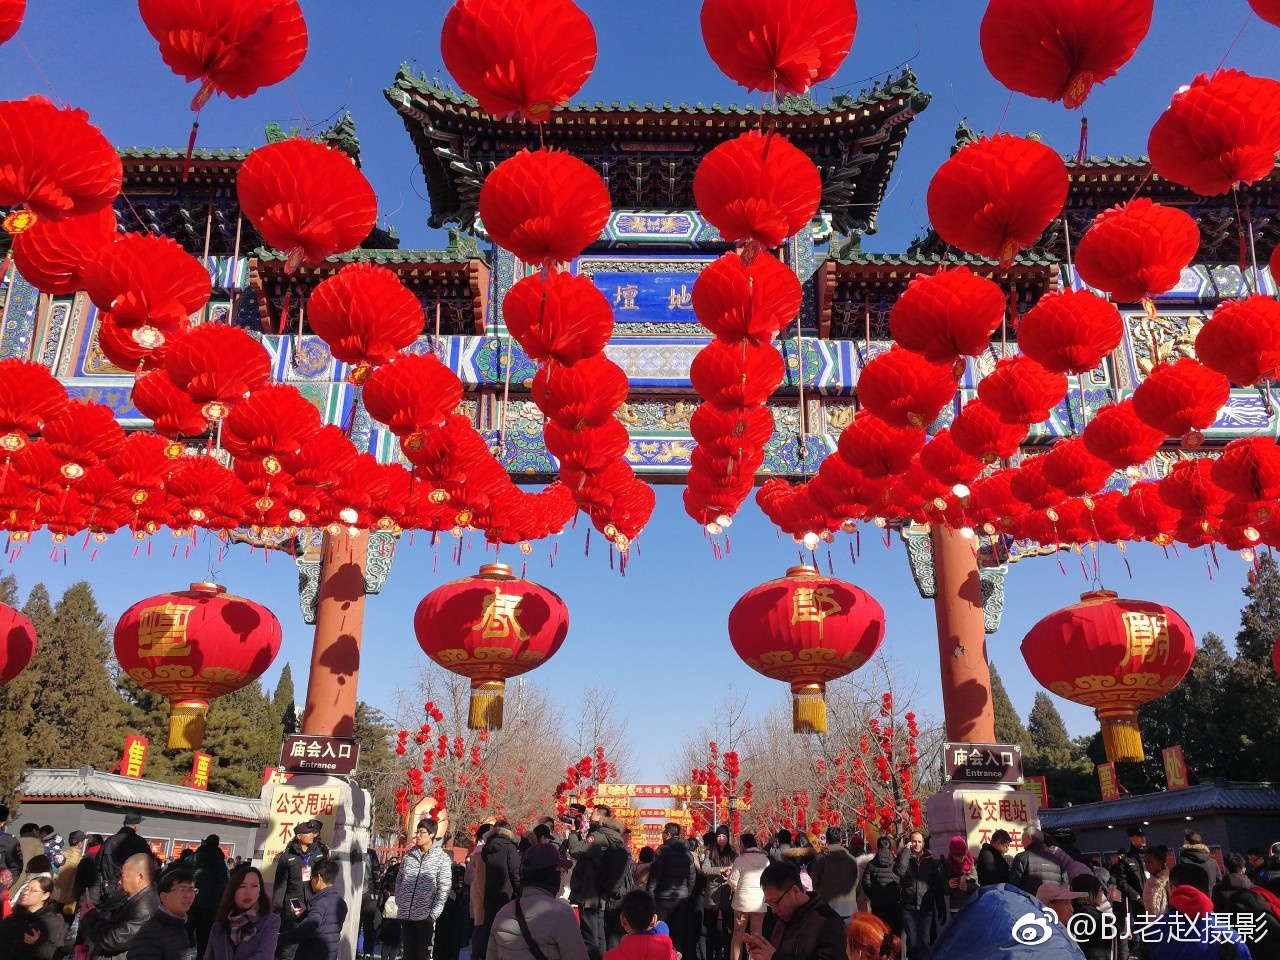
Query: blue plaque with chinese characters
577,256,718,328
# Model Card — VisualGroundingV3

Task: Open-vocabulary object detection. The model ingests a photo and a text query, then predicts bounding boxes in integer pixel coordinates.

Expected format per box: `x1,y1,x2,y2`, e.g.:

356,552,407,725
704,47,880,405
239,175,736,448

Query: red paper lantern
690,340,785,409
926,135,1068,267
700,0,858,97
837,414,925,479
919,430,983,492
414,563,569,728
1131,358,1230,440
980,0,1153,108
692,251,802,345
221,384,322,466
531,354,629,429
440,0,596,122
131,371,208,439
1083,400,1164,472
1009,455,1059,510
306,263,424,376
890,267,1006,363
693,131,822,251
115,582,281,747
479,149,610,268
0,359,68,452
139,0,307,110
856,347,959,429
237,139,377,270
0,0,24,45
11,208,117,296
1021,590,1194,762
1251,0,1280,26
96,314,188,374
1148,70,1280,197
978,355,1070,426
362,353,464,439
1016,289,1124,374
1158,459,1229,518
42,400,126,478
1117,481,1180,543
1041,437,1113,497
729,565,885,733
503,271,614,366
82,234,212,338
1195,297,1280,387
1212,437,1280,502
0,96,122,230
164,324,272,420
950,399,1029,463
544,419,630,475
0,602,36,684
1073,199,1200,303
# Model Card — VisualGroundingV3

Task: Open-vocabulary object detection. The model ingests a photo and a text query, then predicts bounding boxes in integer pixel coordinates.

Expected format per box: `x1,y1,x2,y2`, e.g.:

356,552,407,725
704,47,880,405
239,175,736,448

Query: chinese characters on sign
474,591,528,642
1098,762,1121,801
1120,610,1171,668
260,782,338,888
190,752,212,791
613,285,639,311
1018,775,1049,808
136,602,196,657
957,790,1036,852
121,735,149,779
943,743,1024,784
1163,745,1189,791
279,735,360,776
791,587,842,640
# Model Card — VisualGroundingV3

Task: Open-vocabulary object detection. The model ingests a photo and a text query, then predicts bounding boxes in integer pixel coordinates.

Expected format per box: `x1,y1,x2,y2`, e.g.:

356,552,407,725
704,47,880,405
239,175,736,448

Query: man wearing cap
1036,881,1086,925
1112,825,1148,960
273,820,331,960
54,830,87,917
94,811,152,909
396,817,454,960
487,843,587,960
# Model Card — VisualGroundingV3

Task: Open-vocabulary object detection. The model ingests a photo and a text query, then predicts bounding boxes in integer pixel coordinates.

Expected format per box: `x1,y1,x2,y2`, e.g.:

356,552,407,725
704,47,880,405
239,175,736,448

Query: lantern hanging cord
17,39,63,108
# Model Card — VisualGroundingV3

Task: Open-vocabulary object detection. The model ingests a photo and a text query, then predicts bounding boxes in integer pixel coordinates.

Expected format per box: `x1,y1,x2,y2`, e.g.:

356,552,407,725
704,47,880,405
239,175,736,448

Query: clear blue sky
1,2,1276,782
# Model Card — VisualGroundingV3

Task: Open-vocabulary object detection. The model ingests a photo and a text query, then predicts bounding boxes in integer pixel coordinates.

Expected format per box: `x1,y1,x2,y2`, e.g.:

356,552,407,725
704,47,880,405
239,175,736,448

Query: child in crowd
603,890,676,960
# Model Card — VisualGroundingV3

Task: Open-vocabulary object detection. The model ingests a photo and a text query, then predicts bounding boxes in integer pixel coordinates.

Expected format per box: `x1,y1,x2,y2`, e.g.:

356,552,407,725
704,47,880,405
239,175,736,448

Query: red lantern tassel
183,121,199,182
1075,116,1088,165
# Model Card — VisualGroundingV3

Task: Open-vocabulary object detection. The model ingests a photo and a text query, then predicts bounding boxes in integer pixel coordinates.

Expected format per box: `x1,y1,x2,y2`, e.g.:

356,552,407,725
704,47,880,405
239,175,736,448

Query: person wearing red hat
1136,863,1252,959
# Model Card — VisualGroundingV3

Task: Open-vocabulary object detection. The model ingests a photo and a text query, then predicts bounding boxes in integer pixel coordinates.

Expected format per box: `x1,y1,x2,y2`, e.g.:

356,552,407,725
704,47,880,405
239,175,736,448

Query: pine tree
201,681,282,797
0,573,17,607
1024,692,1096,805
990,664,1032,756
273,663,299,736
351,702,398,836
1236,554,1280,665
1028,693,1075,763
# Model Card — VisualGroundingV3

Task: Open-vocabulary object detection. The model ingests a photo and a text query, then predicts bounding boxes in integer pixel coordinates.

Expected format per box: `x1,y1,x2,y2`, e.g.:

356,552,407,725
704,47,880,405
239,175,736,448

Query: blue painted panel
588,269,710,326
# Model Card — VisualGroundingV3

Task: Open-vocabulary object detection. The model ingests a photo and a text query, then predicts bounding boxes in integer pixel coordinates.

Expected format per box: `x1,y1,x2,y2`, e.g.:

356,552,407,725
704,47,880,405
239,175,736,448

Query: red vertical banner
1097,762,1120,801
191,752,212,791
1162,745,1189,791
121,735,149,779
1019,776,1049,808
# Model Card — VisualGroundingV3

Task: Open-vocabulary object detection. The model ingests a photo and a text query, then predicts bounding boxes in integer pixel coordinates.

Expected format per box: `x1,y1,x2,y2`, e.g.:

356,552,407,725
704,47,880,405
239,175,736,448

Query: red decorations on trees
1073,199,1200,303
306,263,424,378
414,563,570,729
479,149,610,268
926,135,1068,267
114,582,282,748
700,0,858,97
0,602,36,684
139,0,308,110
1195,297,1280,387
440,0,597,122
729,565,885,733
1131,359,1230,442
693,131,822,251
237,139,377,271
980,0,1153,108
1021,590,1194,762
1015,289,1124,374
1148,70,1280,197
890,267,1006,363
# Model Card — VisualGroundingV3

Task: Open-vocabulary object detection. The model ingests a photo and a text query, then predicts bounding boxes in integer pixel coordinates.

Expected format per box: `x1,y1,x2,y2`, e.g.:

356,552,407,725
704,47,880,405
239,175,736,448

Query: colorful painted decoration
138,0,308,110
414,563,570,729
114,583,281,748
980,0,1154,107
729,565,885,733
1021,590,1194,762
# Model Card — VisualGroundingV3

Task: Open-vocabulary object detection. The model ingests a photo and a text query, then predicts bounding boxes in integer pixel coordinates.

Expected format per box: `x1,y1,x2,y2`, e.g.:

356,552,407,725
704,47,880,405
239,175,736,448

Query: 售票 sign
943,742,1024,785
279,735,360,775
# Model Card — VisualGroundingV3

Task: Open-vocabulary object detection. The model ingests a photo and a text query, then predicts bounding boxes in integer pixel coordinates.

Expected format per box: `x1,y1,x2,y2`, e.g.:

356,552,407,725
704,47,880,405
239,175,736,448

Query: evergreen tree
351,702,399,836
1028,693,1075,763
1024,692,1095,806
990,664,1032,756
0,573,17,606
273,663,299,736
1236,554,1280,665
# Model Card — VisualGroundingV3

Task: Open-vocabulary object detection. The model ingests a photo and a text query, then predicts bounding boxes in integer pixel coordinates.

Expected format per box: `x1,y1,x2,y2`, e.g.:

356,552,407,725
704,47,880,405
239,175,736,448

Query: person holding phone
276,860,346,960
272,822,330,960
746,861,845,960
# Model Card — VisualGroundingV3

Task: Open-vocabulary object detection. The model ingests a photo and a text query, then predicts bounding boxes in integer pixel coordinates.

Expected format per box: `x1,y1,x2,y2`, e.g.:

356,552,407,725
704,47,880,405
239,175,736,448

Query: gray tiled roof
1040,779,1280,830
18,767,261,822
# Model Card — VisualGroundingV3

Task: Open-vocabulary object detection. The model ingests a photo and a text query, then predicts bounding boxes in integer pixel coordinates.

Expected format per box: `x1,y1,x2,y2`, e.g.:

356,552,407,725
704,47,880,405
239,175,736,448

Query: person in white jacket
726,834,769,960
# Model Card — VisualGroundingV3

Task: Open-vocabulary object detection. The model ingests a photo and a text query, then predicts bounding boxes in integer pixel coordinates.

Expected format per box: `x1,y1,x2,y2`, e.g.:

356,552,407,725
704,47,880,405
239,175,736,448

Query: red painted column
930,524,996,743
302,531,367,736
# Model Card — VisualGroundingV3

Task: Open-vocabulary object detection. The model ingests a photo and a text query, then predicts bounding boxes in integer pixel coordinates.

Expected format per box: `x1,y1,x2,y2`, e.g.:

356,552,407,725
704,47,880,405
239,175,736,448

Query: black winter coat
82,886,160,959
1071,901,1114,960
128,909,192,960
860,849,901,923
481,830,522,912
567,820,626,909
1111,846,1147,915
647,839,696,900
1179,843,1221,891
193,842,230,915
94,829,152,906
0,903,67,960
0,829,22,875
1008,842,1066,896
271,838,331,910
975,843,1010,886
1212,873,1280,960
767,893,846,960
894,849,944,918
278,886,348,960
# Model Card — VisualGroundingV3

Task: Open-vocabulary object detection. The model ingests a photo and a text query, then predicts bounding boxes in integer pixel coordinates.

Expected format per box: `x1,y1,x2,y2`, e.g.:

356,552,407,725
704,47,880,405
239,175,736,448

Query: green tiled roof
827,248,1060,267
118,146,249,161
389,64,926,117
254,247,473,265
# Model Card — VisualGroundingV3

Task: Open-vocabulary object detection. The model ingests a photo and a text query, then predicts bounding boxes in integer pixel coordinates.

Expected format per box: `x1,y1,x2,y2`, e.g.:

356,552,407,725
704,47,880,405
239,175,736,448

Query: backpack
599,838,634,903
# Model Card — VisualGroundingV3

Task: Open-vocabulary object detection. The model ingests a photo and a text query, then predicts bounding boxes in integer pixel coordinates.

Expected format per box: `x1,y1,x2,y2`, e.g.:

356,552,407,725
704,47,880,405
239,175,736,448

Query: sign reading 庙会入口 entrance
279,735,360,776
943,742,1024,785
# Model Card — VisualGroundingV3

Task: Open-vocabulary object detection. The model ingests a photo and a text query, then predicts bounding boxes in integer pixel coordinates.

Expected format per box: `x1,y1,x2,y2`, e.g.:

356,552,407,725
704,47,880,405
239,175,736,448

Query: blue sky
2,2,1276,782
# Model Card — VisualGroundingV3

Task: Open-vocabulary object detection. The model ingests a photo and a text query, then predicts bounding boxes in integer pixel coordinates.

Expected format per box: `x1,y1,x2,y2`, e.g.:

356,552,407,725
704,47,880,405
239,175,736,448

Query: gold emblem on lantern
791,586,843,640
1119,611,1171,668
473,591,529,642
136,601,197,658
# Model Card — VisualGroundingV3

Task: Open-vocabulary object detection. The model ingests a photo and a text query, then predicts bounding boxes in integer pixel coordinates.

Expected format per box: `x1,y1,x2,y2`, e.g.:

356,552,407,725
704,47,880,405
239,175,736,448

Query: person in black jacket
0,802,23,879
0,875,67,960
191,835,230,957
860,837,901,935
278,860,348,960
478,820,521,960
272,820,331,960
1008,829,1067,895
894,832,944,960
975,830,1011,887
93,811,153,909
1111,825,1147,960
1212,853,1280,960
647,822,697,957
1178,831,1221,892
130,867,197,959
82,852,160,959
566,805,626,960
746,860,846,960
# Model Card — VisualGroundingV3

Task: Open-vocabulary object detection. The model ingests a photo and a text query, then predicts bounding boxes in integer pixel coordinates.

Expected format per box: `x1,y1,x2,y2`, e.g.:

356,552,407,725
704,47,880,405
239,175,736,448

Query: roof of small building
17,767,261,823
1040,779,1280,831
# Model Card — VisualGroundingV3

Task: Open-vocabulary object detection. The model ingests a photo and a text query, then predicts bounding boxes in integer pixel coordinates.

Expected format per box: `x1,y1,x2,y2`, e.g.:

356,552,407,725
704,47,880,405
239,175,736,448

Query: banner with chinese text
1097,763,1121,801
120,735,148,778
190,752,212,790
1162,746,1189,791
1018,776,1049,808
956,790,1037,853
258,779,339,887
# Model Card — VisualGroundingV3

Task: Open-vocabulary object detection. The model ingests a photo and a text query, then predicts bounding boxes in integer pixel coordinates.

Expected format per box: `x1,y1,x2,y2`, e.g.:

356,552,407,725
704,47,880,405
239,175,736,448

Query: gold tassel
168,699,209,750
1099,708,1144,763
791,682,827,734
468,680,506,730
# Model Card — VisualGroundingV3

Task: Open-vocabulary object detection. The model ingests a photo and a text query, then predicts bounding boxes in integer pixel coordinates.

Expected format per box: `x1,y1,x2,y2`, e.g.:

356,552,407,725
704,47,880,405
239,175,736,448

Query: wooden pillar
929,524,996,744
302,531,367,736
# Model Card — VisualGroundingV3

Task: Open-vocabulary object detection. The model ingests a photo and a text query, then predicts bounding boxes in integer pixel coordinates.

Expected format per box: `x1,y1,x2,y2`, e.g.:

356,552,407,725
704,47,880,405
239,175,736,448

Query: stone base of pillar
255,773,373,960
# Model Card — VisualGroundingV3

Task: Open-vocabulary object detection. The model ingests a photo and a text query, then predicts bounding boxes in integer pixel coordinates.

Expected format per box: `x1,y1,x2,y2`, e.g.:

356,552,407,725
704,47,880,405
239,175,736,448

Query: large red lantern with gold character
1,602,37,684
729,566,885,734
114,582,282,749
1021,590,1194,763
414,563,569,730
